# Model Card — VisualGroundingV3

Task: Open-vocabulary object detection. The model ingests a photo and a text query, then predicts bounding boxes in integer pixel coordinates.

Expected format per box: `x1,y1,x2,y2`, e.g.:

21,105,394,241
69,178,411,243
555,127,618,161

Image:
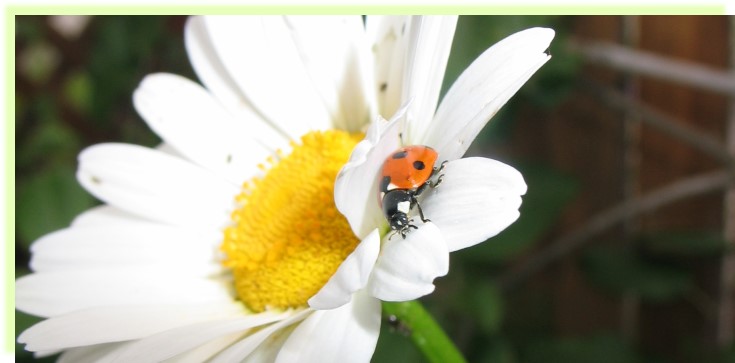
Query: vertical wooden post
620,15,642,343
716,17,735,348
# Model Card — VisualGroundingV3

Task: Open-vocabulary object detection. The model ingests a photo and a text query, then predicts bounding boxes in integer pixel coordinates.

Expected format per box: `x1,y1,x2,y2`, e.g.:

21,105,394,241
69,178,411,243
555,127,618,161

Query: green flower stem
381,300,467,363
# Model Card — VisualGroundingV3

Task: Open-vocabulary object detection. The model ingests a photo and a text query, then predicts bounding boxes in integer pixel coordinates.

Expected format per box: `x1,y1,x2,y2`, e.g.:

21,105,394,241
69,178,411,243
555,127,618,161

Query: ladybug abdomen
380,145,438,193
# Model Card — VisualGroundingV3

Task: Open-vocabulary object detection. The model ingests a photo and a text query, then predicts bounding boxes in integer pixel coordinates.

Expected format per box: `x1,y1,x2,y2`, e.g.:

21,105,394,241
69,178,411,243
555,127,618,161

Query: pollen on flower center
221,130,363,313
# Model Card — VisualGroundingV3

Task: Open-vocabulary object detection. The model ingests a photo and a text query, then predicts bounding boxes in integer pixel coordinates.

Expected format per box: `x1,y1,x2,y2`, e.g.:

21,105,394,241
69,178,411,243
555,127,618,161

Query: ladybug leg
411,195,430,223
428,160,448,189
403,223,418,239
388,230,399,240
435,160,447,173
388,222,419,240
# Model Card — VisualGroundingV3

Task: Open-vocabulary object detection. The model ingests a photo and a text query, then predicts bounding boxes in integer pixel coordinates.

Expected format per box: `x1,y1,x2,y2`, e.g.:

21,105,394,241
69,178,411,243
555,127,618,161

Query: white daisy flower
15,15,553,362
310,25,554,307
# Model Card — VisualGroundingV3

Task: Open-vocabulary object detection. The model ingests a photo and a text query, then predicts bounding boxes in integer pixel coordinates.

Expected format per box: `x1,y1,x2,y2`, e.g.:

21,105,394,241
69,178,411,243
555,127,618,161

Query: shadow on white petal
308,229,380,310
17,302,246,353
334,115,402,239
277,291,381,363
58,342,131,363
185,17,287,150
283,16,374,133
111,311,293,363
402,16,458,145
209,309,310,363
201,16,333,139
165,332,246,363
422,157,527,252
367,222,448,301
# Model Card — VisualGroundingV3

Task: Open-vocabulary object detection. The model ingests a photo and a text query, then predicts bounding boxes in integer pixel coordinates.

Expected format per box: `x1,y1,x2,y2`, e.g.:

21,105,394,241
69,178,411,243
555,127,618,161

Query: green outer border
6,8,15,353
5,2,728,354
5,4,729,15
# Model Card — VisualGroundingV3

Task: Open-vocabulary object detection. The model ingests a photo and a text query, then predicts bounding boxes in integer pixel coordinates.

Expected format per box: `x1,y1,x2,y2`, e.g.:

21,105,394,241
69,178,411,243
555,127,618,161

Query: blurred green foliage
15,16,192,361
582,244,693,302
14,15,734,363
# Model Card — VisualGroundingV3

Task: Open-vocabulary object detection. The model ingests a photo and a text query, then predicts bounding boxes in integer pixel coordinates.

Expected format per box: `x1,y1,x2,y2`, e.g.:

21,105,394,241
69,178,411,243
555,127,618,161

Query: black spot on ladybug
380,176,391,193
380,82,388,92
391,150,407,159
413,161,425,170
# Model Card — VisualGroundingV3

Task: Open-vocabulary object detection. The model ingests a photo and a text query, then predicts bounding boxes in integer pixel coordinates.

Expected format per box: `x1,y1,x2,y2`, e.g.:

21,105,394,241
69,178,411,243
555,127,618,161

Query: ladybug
379,145,447,239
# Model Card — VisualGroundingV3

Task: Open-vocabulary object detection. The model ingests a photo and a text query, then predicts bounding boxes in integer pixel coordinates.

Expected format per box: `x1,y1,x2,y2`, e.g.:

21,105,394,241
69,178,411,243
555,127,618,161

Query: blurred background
14,16,735,362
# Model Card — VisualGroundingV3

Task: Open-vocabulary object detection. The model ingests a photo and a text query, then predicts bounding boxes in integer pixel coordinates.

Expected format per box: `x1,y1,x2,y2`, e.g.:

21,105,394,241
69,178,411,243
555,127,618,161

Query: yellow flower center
221,130,363,313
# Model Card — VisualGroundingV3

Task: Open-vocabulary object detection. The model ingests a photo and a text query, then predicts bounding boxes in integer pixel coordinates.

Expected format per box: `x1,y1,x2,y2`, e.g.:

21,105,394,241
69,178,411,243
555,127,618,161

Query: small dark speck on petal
91,176,102,184
226,154,233,163
380,82,388,92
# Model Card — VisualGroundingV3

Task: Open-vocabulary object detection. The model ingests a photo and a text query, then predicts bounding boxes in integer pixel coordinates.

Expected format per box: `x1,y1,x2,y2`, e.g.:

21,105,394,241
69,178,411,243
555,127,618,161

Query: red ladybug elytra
378,145,447,239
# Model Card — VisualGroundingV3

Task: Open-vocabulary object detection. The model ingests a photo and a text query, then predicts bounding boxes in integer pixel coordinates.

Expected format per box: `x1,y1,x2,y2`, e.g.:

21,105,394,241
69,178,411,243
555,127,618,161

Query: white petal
71,205,146,227
29,224,221,277
15,270,233,317
308,229,380,310
276,291,380,363
17,302,245,352
401,16,458,145
184,16,287,149
367,222,448,301
133,73,271,184
76,143,238,230
366,16,410,119
283,16,375,133
184,16,249,113
164,332,245,363
209,309,311,363
33,349,62,358
202,16,333,139
58,342,131,363
427,27,554,160
110,311,292,363
421,157,526,252
240,327,291,363
334,112,403,239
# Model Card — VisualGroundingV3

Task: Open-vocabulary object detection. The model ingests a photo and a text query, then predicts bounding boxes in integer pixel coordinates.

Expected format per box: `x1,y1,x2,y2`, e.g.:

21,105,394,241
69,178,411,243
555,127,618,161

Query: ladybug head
388,212,418,239
389,212,409,231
